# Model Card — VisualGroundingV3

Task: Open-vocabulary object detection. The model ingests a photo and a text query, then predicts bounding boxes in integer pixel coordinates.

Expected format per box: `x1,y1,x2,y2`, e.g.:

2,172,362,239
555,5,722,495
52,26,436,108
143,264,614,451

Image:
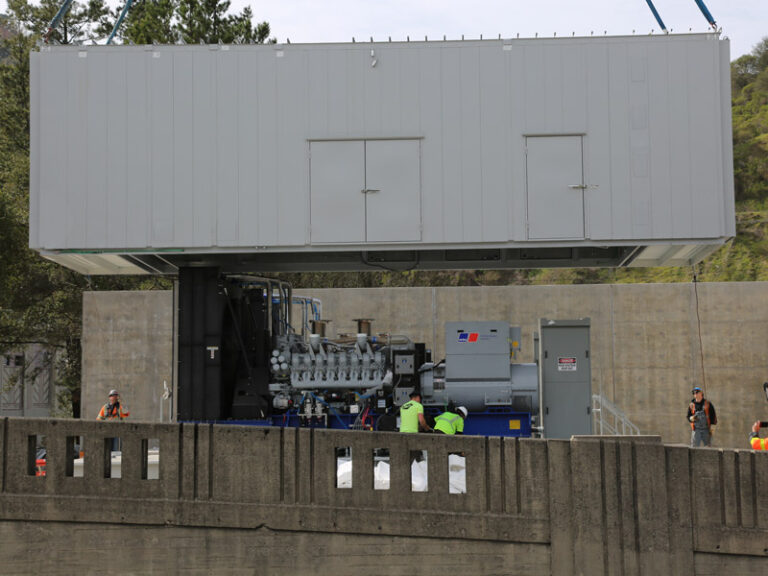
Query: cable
360,251,420,272
692,266,707,393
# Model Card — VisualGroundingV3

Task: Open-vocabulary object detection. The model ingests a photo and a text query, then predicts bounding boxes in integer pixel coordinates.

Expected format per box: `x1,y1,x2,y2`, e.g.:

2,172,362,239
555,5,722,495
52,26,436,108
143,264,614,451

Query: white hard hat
109,389,119,396
457,406,468,418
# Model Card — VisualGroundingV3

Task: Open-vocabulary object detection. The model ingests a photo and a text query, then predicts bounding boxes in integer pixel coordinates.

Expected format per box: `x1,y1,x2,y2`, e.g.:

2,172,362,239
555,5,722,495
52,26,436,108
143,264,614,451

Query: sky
0,0,765,59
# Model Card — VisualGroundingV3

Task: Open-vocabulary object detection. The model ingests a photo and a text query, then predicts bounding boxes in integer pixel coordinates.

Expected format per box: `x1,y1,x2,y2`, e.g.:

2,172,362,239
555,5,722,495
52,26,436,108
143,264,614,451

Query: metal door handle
568,184,599,190
361,188,380,194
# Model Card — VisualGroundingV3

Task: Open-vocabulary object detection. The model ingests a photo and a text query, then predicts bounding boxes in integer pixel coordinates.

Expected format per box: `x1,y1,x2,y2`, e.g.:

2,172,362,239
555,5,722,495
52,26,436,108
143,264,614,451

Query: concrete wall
1,418,766,575
81,283,768,448
81,291,174,422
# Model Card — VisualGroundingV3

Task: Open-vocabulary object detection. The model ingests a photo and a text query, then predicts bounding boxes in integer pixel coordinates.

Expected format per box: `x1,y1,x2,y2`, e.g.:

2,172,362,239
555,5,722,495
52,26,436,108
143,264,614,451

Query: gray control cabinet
539,318,592,439
29,34,734,275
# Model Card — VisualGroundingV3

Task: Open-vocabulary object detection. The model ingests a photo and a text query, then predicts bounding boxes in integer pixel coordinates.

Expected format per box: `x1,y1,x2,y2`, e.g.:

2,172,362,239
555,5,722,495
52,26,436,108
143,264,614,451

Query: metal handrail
592,394,640,436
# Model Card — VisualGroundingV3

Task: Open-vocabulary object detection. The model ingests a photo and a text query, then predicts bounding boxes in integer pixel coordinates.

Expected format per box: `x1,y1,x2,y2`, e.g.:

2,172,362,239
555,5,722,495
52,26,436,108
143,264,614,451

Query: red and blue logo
458,332,479,343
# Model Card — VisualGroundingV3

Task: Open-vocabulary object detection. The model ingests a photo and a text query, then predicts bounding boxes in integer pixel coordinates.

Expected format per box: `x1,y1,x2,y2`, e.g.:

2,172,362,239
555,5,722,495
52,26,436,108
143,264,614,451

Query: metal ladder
591,394,640,436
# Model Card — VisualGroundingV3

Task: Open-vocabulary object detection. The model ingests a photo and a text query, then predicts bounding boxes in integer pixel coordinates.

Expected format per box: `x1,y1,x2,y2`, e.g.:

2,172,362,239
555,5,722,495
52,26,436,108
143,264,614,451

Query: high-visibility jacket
399,400,423,433
97,402,130,421
750,435,768,450
434,411,464,435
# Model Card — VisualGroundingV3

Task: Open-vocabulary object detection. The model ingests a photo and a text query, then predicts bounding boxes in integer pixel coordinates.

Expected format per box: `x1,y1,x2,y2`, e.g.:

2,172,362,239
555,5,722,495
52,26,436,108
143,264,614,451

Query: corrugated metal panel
584,42,611,240
418,47,443,243
192,49,216,247
172,50,195,247
255,50,278,246
215,49,239,246
276,49,308,245
30,35,734,265
106,53,128,248
86,52,108,247
125,52,150,247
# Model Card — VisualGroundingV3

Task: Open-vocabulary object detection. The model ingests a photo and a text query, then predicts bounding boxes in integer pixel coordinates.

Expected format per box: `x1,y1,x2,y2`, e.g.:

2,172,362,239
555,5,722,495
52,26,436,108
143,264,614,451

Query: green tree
117,0,176,45
7,0,111,44
175,0,270,44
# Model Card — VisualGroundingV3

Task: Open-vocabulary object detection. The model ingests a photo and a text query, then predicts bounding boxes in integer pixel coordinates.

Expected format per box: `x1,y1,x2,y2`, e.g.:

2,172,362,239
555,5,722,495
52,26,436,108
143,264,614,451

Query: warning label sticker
557,357,577,371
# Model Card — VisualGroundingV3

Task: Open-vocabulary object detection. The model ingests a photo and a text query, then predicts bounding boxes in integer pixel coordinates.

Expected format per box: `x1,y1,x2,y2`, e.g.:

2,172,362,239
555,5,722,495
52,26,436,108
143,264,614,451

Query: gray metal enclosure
29,33,734,275
538,319,592,439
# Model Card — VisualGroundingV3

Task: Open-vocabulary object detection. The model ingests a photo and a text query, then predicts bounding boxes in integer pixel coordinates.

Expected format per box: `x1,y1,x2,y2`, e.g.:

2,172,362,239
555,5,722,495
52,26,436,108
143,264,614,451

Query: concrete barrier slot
65,435,83,478
373,448,390,490
411,450,428,492
103,437,121,478
27,434,46,477
336,446,352,488
448,452,466,494
141,438,160,480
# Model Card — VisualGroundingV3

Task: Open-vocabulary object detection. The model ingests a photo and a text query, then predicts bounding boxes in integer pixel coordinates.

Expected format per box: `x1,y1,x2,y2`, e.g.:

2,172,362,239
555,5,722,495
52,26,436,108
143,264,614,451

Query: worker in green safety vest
400,391,432,433
434,406,468,435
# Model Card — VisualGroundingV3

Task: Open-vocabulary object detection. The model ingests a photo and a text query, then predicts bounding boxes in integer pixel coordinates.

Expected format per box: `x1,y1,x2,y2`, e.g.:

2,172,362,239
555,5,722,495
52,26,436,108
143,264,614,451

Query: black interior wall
177,267,225,420
177,268,272,421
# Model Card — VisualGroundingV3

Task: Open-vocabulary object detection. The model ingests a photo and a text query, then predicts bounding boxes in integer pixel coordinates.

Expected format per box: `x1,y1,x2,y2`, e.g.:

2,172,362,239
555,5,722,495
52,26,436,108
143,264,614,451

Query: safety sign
557,357,577,371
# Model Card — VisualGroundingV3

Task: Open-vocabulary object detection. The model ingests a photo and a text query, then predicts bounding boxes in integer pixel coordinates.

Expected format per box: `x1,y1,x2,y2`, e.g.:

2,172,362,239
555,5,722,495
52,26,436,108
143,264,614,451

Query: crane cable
692,266,707,395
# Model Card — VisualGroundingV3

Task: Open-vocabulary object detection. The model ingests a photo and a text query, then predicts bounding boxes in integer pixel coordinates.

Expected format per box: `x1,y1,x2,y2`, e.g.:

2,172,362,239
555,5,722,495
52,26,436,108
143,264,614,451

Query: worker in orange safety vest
750,421,768,450
97,389,130,421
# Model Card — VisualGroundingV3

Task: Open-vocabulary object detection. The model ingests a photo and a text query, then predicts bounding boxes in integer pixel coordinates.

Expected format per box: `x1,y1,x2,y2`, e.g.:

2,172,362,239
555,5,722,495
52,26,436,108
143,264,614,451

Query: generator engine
267,327,424,427
266,320,538,435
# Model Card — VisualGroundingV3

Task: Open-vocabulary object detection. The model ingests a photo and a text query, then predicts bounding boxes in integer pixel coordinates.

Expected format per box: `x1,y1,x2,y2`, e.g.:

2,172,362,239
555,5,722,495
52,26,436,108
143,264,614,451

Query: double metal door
310,140,421,243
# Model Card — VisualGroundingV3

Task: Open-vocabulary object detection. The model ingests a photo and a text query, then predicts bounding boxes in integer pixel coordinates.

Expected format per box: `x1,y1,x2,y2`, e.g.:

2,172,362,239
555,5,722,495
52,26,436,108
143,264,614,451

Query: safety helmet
109,389,119,396
691,387,702,394
457,406,468,419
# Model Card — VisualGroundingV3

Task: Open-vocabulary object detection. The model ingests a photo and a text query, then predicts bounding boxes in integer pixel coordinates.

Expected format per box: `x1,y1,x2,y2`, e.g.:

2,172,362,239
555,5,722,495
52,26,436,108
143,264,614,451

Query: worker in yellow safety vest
400,391,431,433
434,406,468,435
750,421,768,450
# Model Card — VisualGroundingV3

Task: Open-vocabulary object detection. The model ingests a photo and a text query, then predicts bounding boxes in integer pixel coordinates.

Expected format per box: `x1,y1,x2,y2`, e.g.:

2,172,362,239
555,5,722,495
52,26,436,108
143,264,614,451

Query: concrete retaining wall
1,418,766,574
82,290,174,423
81,283,768,448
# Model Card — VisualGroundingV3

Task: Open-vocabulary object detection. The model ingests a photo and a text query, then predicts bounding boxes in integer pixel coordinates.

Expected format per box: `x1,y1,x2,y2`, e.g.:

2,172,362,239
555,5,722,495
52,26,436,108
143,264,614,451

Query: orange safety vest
98,402,129,420
750,436,768,450
689,400,712,431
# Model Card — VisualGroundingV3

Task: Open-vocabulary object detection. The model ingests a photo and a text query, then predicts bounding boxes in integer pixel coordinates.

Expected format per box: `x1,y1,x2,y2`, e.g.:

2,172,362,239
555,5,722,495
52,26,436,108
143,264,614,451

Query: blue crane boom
107,0,135,45
42,0,74,43
693,0,717,30
642,0,719,33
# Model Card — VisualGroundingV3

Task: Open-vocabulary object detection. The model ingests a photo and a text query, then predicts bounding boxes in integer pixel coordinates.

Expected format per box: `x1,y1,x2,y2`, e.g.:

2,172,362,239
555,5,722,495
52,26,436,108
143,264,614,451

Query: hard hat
457,406,468,418
109,389,119,396
691,386,702,394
